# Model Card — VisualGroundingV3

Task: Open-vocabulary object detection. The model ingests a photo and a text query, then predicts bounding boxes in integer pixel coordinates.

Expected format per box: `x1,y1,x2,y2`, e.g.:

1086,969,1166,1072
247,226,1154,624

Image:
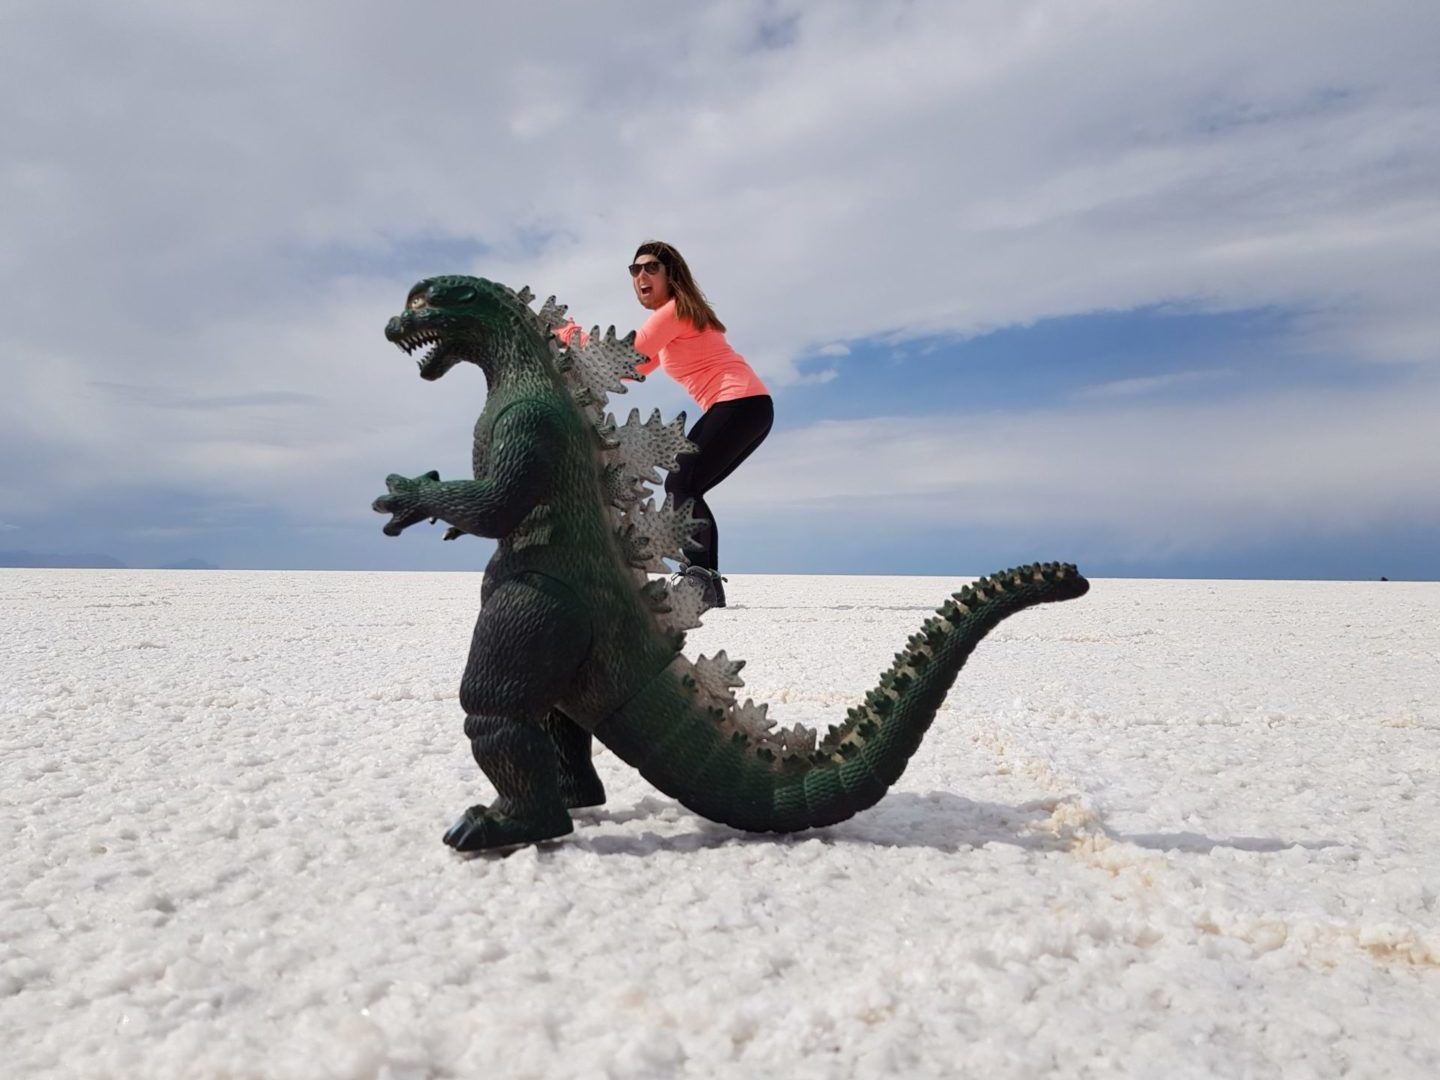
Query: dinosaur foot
443,803,574,853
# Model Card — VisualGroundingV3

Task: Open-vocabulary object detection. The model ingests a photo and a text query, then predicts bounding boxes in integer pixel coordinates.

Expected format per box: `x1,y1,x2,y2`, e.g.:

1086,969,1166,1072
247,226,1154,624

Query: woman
557,241,773,609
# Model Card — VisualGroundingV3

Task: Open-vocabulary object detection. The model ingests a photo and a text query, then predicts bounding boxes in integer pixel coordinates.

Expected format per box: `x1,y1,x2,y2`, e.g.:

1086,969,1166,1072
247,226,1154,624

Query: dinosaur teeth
396,331,446,366
397,331,441,350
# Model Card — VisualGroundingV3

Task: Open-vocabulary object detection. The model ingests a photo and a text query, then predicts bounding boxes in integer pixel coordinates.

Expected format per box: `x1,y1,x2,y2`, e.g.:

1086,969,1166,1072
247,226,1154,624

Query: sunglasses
628,259,665,277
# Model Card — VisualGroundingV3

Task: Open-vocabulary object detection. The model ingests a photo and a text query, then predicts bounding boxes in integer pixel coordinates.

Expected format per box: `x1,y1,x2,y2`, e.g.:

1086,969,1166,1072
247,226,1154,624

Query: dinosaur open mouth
394,329,450,376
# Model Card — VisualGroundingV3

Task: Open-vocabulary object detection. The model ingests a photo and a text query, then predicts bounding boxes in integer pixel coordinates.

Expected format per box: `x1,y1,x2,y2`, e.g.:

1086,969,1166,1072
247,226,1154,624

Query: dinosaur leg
443,573,591,852
542,710,606,809
448,715,574,850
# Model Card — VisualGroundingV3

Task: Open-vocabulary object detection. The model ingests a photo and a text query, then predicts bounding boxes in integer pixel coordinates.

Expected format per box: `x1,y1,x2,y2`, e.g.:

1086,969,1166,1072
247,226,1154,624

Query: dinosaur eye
408,294,427,310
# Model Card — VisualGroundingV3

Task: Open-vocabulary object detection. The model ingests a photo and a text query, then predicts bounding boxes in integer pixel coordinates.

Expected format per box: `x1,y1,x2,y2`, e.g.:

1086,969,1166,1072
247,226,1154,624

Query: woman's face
630,254,671,310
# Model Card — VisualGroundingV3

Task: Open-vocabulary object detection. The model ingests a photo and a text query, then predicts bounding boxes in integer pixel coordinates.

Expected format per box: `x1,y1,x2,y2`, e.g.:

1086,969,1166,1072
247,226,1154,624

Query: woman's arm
557,308,673,378
631,299,684,376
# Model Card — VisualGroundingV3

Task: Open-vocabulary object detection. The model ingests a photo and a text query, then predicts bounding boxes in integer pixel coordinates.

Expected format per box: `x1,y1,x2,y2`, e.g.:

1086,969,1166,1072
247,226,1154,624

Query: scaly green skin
374,276,1090,852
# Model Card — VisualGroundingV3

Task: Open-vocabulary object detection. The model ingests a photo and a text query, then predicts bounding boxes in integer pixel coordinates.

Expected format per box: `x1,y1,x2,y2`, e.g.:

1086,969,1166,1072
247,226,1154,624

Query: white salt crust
2,570,1437,1078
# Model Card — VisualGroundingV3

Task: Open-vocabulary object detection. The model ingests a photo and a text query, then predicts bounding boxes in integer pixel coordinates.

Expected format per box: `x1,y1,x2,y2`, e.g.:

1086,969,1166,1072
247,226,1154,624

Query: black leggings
664,394,774,572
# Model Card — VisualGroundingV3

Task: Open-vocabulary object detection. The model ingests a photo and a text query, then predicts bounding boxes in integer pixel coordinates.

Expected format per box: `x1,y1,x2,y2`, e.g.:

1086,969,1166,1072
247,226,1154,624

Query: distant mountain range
0,551,219,570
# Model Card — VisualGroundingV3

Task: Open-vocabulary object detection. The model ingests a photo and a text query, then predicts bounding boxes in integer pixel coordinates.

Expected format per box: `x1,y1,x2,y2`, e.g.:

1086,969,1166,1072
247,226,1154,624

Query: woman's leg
664,395,774,571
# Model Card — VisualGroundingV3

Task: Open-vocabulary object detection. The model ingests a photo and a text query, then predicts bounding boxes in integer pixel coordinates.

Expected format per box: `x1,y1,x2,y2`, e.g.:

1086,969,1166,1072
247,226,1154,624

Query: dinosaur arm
374,400,561,539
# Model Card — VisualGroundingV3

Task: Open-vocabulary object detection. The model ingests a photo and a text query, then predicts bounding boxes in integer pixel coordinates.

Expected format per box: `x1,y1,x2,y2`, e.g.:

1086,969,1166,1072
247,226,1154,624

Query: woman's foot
674,565,727,611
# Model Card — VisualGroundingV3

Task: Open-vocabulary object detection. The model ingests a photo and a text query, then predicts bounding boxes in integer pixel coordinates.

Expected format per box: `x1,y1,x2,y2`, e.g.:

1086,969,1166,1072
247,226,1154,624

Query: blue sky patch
785,305,1370,423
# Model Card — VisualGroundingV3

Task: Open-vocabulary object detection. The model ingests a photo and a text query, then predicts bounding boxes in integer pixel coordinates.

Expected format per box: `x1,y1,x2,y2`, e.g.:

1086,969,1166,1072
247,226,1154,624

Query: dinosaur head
385,275,537,381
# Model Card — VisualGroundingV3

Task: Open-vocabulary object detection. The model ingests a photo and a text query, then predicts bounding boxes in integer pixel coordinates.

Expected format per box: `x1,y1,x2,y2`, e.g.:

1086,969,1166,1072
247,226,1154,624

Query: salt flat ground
2,569,1437,1079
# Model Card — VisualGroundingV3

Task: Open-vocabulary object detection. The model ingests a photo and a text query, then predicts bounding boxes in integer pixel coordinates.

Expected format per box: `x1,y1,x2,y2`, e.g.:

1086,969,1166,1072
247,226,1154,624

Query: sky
3,1,1438,579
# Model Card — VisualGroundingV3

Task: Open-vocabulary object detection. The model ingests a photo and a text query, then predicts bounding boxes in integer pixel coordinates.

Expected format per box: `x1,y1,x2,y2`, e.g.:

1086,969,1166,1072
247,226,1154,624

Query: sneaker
672,565,727,612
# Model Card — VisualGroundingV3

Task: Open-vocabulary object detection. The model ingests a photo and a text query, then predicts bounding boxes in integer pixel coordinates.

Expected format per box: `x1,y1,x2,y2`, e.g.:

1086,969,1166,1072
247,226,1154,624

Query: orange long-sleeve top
555,299,768,412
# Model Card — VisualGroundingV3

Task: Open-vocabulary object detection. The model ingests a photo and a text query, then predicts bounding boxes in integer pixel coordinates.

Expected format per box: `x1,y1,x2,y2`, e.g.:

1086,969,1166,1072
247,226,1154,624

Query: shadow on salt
556,793,1341,858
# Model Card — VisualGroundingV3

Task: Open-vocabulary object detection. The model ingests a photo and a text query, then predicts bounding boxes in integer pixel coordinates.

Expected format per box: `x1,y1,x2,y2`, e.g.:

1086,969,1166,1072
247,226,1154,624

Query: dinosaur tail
593,562,1089,833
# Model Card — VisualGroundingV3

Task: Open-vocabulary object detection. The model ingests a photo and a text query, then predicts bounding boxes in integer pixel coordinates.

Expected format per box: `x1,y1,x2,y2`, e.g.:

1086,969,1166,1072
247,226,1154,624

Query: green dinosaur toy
373,276,1090,852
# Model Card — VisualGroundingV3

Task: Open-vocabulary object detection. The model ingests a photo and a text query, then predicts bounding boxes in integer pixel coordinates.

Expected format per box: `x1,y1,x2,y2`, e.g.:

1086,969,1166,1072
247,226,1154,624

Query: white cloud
727,376,1440,558
1076,370,1231,401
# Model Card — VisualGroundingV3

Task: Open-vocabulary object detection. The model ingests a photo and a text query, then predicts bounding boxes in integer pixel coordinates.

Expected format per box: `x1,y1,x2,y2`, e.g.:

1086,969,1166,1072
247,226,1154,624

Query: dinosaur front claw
372,470,442,536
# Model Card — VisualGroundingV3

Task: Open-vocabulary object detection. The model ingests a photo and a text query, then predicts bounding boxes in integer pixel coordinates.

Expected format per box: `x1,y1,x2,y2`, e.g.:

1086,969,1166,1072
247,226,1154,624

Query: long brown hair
634,240,726,333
